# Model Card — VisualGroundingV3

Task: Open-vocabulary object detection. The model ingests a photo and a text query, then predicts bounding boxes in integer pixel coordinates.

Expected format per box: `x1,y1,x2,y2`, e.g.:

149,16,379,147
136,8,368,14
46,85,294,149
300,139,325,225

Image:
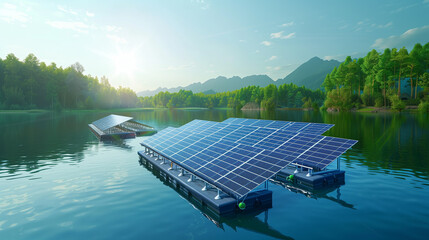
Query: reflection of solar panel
141,119,357,199
92,114,133,131
222,117,333,135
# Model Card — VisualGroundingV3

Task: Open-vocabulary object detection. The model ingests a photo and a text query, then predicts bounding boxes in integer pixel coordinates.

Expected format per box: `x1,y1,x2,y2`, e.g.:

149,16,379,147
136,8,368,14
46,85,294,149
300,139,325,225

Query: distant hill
276,57,340,90
137,75,274,97
137,57,340,97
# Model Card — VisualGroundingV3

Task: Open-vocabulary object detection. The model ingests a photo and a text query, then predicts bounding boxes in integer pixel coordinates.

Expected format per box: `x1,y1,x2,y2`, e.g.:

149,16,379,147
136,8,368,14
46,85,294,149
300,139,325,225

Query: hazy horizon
1,0,428,92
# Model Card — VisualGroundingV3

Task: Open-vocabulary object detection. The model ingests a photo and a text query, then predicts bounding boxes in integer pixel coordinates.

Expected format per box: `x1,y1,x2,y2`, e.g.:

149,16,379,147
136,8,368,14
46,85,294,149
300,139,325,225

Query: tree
361,49,379,96
376,48,392,106
393,47,409,97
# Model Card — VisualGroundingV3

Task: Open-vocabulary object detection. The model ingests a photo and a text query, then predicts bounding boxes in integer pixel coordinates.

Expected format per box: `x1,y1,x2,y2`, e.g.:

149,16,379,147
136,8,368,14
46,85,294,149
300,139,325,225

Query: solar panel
141,119,357,199
92,114,133,131
177,120,357,169
222,118,333,135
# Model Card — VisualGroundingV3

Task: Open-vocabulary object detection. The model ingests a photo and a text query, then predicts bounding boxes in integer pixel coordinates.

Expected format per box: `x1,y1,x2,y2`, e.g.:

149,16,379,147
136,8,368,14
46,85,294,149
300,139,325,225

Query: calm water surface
1,109,429,239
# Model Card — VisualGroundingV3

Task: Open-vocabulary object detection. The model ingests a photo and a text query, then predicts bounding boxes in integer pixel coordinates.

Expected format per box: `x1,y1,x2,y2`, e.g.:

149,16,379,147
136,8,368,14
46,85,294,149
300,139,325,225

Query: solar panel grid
222,117,334,135
92,114,133,131
140,118,357,198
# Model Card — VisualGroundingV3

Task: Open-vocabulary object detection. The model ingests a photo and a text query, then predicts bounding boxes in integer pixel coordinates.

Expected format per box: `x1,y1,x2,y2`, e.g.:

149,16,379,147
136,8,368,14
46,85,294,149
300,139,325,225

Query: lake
1,109,429,240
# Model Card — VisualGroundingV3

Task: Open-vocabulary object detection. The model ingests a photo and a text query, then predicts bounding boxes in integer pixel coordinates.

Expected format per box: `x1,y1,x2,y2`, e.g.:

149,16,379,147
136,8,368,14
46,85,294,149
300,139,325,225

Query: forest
322,43,429,111
139,84,325,110
3,43,429,112
0,53,325,111
0,53,139,110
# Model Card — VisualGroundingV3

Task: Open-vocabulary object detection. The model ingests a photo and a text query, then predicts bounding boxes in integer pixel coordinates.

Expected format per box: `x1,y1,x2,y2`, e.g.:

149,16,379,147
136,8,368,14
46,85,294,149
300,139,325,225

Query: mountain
276,57,340,90
137,75,274,97
137,56,340,97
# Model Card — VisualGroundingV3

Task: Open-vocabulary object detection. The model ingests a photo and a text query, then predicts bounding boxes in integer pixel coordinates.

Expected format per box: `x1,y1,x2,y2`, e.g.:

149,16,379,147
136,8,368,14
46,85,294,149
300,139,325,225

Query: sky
0,0,428,92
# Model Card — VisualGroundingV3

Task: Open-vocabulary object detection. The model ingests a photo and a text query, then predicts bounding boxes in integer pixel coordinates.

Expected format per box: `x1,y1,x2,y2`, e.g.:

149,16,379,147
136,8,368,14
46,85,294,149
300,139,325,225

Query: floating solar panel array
141,118,357,199
92,114,133,131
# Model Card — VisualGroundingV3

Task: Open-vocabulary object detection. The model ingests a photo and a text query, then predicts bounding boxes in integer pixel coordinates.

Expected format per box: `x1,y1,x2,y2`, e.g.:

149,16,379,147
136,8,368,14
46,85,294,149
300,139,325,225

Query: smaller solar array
222,118,334,135
92,114,132,131
141,119,357,199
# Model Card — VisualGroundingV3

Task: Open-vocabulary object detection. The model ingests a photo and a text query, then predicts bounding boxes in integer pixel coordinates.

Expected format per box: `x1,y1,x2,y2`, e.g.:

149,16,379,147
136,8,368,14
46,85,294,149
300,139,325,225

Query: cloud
282,32,296,39
339,24,348,30
107,34,127,44
390,2,421,14
323,56,338,61
193,0,209,10
46,21,92,33
378,22,392,28
281,21,294,27
0,3,29,23
261,41,272,46
58,5,77,15
372,25,429,49
354,19,393,32
267,56,277,61
270,31,296,39
270,31,283,39
105,25,121,32
86,11,94,17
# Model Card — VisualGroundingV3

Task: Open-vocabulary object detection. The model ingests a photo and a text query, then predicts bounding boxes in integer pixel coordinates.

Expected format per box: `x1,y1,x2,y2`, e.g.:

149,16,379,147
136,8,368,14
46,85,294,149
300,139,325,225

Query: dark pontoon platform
274,167,345,190
138,151,272,216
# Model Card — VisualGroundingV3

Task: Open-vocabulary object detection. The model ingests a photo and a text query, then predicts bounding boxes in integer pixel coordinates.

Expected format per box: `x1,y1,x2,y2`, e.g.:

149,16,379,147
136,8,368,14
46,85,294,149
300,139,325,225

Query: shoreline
0,106,424,114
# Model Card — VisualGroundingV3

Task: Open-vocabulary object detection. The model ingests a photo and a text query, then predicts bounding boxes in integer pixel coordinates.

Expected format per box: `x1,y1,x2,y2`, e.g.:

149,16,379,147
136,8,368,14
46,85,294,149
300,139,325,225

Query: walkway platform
138,151,272,216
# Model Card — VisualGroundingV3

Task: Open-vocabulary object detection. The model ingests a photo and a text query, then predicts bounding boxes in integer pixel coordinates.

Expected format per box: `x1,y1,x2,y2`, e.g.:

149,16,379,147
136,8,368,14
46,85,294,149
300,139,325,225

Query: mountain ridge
137,56,340,97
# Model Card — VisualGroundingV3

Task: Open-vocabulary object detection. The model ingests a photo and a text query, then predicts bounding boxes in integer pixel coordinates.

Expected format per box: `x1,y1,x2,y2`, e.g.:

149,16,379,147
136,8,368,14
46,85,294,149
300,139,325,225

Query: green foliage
140,83,325,109
374,95,383,108
302,97,313,109
389,95,405,111
312,102,319,111
0,53,139,110
261,97,276,110
418,100,429,113
324,89,354,111
322,42,429,111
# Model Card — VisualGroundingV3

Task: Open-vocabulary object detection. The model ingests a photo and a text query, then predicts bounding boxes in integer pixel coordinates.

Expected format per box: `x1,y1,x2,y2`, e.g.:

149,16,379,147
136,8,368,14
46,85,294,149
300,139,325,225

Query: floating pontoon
138,118,357,215
89,114,156,140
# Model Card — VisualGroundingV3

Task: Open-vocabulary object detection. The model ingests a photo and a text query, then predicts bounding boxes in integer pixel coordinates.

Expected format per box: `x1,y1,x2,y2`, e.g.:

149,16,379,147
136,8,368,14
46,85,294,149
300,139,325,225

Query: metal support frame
187,174,194,182
215,189,221,200
306,168,313,177
337,157,340,170
168,162,173,171
202,182,209,191
294,165,301,174
178,169,184,177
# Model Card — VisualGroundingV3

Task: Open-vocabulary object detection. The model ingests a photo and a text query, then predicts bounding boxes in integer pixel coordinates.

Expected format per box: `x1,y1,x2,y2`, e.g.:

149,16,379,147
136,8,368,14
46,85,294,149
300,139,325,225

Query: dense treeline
322,43,429,111
0,53,139,110
139,83,325,110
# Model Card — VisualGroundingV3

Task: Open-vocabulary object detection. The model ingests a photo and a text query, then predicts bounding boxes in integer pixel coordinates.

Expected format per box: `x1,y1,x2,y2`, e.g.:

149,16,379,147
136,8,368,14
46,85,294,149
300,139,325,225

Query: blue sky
0,0,428,91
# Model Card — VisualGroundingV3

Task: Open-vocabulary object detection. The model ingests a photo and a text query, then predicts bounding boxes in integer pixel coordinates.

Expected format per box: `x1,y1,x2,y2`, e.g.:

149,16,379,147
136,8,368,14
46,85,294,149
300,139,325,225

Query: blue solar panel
92,114,133,131
222,118,333,135
141,119,357,199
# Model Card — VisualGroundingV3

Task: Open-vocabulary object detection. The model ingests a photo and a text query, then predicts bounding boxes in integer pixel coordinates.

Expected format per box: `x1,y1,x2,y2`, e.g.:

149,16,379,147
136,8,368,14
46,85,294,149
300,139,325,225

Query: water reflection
139,157,294,240
1,109,429,183
270,179,355,209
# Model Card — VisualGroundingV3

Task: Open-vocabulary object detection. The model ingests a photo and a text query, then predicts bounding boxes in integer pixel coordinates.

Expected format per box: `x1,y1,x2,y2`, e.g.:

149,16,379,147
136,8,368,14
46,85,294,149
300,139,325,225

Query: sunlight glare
112,49,138,78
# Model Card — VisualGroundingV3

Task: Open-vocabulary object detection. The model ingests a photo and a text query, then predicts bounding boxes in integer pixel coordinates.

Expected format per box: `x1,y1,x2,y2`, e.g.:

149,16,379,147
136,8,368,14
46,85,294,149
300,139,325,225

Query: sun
112,49,138,78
